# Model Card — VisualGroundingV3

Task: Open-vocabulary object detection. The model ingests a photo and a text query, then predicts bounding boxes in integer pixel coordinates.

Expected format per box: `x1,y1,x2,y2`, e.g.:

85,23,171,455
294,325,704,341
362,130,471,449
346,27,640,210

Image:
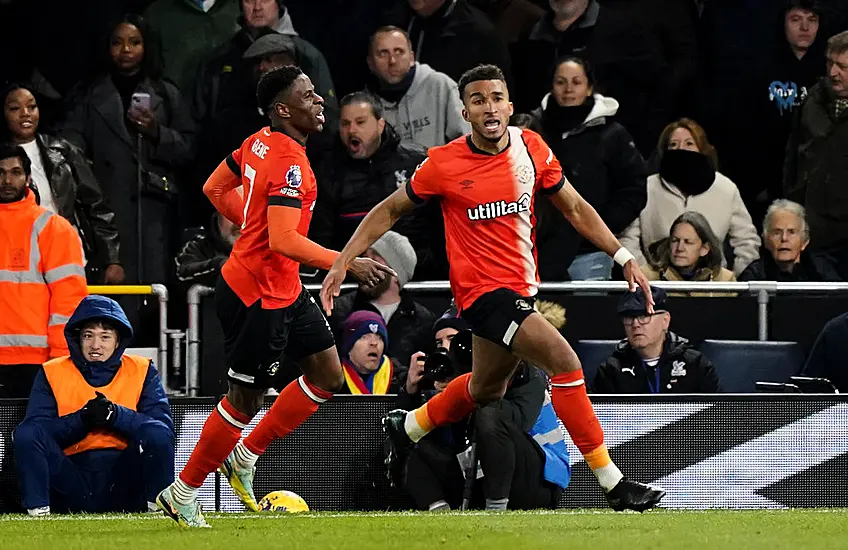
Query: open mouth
19,121,33,129
367,351,379,360
316,109,325,124
483,118,501,132
88,351,103,359
347,136,362,152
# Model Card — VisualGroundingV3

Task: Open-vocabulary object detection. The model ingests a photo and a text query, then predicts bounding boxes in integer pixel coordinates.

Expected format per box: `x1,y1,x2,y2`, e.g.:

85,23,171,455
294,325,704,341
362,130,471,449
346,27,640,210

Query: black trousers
403,405,560,510
0,364,42,398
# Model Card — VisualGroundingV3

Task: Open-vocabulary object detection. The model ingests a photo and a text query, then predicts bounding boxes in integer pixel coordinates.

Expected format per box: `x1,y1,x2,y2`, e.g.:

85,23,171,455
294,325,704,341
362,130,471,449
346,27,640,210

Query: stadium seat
574,339,620,387
697,340,805,393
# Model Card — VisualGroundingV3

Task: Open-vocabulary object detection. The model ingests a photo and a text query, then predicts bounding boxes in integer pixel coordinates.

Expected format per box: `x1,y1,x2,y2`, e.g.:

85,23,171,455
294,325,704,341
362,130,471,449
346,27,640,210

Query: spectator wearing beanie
330,231,435,372
338,311,397,395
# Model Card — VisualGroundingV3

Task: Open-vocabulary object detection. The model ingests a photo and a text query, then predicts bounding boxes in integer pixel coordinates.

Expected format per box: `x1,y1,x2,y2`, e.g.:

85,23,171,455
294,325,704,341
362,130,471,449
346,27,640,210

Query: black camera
423,347,454,382
420,329,474,383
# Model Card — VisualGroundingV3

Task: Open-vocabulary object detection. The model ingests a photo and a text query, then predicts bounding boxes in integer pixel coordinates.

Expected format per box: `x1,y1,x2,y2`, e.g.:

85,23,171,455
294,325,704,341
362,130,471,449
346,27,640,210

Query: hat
369,231,417,289
432,309,468,337
243,33,297,60
341,310,388,357
617,286,668,317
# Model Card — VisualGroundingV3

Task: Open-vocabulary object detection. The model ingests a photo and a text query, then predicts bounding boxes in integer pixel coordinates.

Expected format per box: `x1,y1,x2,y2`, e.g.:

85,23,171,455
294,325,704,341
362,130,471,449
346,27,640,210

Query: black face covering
541,96,595,136
659,149,715,196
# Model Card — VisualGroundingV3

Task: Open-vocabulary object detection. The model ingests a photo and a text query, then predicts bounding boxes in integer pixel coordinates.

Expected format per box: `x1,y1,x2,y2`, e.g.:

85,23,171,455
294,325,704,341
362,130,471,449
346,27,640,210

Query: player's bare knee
308,370,343,394
469,381,506,406
226,385,264,418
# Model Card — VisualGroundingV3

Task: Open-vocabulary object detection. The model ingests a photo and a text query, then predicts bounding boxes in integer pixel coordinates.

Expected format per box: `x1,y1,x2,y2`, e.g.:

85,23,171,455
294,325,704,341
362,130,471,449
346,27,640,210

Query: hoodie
531,93,647,280
22,295,174,452
368,62,470,150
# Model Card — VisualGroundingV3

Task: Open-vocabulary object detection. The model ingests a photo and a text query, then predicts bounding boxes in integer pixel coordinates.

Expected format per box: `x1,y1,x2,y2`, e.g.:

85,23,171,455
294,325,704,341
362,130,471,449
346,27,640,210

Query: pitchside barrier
0,395,845,512
186,281,848,396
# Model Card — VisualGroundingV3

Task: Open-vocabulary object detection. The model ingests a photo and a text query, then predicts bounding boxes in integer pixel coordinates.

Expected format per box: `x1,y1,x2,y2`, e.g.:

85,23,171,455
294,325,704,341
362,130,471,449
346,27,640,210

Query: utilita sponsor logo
467,193,531,221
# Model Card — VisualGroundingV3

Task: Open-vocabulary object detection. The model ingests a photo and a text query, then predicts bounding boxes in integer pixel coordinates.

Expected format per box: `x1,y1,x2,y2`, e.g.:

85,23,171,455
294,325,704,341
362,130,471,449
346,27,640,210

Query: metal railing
184,281,848,396
87,284,170,390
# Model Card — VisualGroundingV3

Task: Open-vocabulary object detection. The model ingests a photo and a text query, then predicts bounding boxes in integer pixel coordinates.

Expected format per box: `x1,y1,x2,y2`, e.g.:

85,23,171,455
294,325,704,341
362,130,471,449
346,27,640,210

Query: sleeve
267,152,310,209
150,83,197,168
174,235,226,287
726,186,761,275
57,85,90,154
695,353,721,393
499,368,546,433
405,156,443,204
203,159,244,226
783,109,803,202
111,361,175,437
526,131,565,196
619,217,648,267
596,126,648,235
40,216,88,359
65,142,121,266
22,369,88,448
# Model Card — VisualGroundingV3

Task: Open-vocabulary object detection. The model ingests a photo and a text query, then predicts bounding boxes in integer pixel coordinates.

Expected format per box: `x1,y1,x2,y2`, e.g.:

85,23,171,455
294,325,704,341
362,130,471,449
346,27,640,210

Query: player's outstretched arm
549,179,654,311
320,188,417,314
203,160,244,226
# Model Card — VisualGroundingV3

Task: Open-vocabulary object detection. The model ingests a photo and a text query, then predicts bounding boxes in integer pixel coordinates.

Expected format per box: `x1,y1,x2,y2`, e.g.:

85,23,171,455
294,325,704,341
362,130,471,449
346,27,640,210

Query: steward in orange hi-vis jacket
0,145,87,397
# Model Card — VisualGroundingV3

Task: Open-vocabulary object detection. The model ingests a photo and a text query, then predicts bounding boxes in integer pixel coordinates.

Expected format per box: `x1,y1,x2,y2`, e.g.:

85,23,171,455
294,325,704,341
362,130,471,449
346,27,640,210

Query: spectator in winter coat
330,231,435,372
174,212,239,287
740,199,840,282
0,145,88,398
59,14,196,292
592,286,720,394
310,92,447,280
14,295,174,515
143,0,240,93
529,57,646,281
511,0,698,155
784,31,848,280
619,118,760,276
384,0,513,88
337,311,398,395
365,26,470,149
642,211,736,289
3,83,123,284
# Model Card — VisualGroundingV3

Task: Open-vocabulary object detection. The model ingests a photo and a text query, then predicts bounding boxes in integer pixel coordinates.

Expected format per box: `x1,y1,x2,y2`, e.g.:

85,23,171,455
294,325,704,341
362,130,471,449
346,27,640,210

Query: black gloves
80,392,115,429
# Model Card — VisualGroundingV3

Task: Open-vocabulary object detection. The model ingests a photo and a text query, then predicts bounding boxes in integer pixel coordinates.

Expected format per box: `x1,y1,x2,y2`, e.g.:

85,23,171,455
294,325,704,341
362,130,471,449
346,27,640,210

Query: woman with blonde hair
619,118,760,275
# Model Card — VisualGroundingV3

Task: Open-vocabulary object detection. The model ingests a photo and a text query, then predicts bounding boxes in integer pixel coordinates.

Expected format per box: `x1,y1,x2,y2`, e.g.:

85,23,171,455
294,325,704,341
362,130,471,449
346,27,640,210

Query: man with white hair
329,231,436,371
739,199,840,282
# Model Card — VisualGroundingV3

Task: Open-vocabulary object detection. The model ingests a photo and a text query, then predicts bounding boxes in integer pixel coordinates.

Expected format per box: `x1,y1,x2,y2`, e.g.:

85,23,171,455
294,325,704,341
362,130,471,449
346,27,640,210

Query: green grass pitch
1,509,846,550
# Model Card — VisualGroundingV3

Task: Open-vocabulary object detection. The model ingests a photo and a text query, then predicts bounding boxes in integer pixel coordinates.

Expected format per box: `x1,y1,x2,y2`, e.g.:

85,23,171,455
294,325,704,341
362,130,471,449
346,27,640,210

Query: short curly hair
457,64,506,102
256,65,304,114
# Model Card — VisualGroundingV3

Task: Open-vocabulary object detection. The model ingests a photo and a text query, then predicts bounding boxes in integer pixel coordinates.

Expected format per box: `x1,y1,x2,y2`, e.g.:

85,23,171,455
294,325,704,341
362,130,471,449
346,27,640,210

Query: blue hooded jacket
22,295,174,450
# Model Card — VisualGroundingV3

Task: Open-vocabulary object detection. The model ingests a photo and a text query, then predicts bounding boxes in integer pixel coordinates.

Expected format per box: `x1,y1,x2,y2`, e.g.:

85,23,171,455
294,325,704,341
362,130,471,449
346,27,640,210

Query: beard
359,276,392,299
0,184,26,204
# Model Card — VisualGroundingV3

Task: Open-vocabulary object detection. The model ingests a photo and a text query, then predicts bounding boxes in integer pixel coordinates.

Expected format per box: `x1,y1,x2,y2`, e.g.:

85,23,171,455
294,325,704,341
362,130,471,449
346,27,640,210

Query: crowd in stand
1,0,848,390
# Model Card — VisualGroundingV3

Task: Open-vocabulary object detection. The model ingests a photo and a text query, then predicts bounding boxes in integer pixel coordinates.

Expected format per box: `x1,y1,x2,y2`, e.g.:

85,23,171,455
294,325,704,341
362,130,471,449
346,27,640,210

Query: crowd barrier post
186,284,215,396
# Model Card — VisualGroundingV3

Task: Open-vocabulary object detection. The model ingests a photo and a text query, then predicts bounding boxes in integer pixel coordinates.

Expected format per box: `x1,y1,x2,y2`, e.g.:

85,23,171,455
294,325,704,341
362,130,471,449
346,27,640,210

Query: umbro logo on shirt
466,193,531,221
459,179,474,190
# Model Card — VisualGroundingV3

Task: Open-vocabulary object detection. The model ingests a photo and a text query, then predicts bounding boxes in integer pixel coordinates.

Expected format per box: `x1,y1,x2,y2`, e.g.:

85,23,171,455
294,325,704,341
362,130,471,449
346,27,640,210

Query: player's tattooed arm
320,188,415,314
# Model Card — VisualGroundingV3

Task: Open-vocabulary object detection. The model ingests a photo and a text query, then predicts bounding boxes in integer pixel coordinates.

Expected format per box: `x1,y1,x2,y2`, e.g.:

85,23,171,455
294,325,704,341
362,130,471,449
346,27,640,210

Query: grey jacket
35,133,121,275
60,75,196,283
369,63,470,150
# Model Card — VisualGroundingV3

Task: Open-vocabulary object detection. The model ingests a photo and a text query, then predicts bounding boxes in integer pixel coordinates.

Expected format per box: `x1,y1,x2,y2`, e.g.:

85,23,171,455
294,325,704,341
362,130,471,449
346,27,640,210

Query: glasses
622,311,666,326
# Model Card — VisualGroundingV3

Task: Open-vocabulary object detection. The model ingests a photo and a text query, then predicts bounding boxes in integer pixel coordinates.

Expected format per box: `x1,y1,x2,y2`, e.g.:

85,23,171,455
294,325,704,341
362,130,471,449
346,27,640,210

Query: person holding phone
60,14,195,307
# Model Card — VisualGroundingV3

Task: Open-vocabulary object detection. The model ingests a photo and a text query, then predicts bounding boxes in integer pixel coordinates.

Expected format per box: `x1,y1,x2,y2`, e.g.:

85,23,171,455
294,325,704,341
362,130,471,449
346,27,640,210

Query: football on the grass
258,490,309,513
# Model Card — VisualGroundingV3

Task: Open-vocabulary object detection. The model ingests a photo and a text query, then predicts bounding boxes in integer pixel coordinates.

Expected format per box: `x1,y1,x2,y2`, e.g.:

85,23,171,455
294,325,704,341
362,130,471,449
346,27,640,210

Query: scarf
659,149,715,196
541,96,594,137
342,356,393,395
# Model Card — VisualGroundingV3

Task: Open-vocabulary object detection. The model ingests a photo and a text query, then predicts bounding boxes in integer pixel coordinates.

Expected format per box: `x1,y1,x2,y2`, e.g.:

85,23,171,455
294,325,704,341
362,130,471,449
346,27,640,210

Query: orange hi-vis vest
42,355,149,456
0,193,87,365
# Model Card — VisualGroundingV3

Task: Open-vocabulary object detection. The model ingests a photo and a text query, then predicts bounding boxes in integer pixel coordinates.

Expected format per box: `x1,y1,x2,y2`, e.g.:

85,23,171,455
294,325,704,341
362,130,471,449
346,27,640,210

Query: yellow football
258,490,310,513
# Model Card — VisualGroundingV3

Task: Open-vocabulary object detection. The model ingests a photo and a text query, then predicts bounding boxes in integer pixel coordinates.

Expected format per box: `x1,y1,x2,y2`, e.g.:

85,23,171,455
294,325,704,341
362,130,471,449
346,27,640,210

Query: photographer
396,311,570,511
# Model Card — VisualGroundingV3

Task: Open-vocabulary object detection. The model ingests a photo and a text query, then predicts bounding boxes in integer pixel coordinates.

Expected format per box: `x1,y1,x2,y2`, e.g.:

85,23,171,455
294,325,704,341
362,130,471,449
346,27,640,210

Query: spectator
384,0,512,88
338,310,398,395
643,211,735,284
468,0,545,44
619,118,761,276
802,311,848,392
740,199,840,282
310,91,447,280
784,31,848,280
14,295,174,515
592,286,720,394
397,310,570,511
511,0,698,154
143,0,240,93
0,145,87,397
175,212,239,288
365,26,470,149
60,14,196,291
330,231,435,371
2,83,123,285
529,57,646,281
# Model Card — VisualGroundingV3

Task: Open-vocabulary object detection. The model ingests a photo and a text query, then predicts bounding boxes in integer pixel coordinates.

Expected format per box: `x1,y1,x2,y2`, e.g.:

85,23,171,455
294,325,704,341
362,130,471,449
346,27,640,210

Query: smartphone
130,92,151,113
789,376,839,394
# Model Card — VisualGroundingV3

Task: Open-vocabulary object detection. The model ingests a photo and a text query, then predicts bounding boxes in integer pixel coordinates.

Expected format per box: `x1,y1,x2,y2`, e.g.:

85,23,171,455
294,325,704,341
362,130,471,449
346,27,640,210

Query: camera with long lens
421,329,473,383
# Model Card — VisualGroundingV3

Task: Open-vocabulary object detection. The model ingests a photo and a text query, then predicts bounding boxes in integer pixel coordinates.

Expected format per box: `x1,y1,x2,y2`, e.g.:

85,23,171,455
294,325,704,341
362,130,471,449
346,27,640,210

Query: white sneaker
27,506,50,517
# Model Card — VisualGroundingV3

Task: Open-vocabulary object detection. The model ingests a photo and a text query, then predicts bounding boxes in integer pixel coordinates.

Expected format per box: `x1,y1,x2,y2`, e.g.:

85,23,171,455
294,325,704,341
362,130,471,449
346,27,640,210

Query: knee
226,386,265,418
306,366,344,394
13,421,46,451
468,380,506,407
